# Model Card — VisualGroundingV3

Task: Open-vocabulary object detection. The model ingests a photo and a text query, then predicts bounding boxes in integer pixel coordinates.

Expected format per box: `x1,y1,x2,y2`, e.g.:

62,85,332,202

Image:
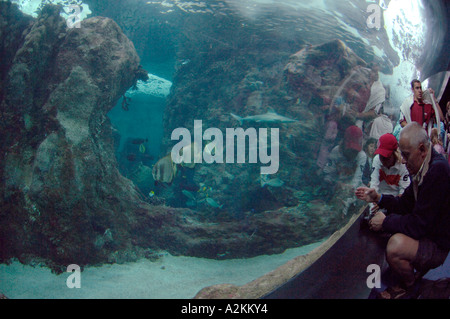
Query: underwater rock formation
0,3,148,268
284,40,367,104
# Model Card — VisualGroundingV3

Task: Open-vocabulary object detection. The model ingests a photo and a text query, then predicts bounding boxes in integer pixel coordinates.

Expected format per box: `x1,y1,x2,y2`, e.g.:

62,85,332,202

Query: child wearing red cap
370,133,410,214
372,134,410,194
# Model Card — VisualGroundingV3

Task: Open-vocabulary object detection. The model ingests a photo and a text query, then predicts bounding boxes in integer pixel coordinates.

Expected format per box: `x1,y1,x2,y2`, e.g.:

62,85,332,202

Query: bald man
355,122,450,299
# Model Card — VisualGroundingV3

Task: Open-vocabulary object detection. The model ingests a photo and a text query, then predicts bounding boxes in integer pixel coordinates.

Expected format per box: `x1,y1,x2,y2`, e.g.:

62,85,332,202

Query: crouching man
355,122,450,299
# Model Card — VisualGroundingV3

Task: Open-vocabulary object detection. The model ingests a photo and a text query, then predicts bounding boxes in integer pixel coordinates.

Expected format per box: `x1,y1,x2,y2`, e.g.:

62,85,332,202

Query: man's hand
369,211,386,232
370,202,380,213
355,187,380,203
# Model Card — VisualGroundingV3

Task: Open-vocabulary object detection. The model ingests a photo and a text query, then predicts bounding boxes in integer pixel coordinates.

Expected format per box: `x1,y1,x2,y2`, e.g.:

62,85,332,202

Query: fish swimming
206,197,223,209
230,108,298,125
260,174,284,188
152,154,177,184
182,189,196,201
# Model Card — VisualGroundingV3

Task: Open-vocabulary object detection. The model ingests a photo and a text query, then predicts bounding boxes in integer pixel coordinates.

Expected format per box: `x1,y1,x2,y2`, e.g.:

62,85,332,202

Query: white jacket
370,155,410,196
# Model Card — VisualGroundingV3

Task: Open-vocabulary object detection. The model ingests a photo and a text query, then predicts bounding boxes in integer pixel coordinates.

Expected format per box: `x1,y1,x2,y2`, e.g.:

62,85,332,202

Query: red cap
374,133,398,158
344,125,363,152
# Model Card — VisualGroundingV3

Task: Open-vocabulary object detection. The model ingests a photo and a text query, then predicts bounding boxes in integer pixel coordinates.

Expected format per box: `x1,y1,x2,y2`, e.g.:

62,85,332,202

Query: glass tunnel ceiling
7,0,450,243
10,0,449,95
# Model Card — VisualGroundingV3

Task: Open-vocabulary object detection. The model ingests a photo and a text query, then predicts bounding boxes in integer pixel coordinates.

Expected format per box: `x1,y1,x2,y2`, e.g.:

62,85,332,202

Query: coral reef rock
0,3,148,268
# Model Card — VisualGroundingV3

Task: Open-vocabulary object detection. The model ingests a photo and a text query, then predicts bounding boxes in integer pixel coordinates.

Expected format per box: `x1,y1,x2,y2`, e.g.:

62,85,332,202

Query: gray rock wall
0,3,148,268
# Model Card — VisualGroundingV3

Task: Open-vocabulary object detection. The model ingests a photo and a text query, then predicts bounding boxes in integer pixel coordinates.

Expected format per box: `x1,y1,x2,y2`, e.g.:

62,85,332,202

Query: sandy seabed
0,241,323,299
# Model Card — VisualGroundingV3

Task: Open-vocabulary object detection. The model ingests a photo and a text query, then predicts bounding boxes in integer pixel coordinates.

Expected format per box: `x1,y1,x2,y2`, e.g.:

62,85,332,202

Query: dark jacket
379,150,450,250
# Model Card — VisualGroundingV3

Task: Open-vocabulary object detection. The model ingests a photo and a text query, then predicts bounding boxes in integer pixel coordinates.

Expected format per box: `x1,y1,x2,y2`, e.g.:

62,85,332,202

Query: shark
230,108,298,125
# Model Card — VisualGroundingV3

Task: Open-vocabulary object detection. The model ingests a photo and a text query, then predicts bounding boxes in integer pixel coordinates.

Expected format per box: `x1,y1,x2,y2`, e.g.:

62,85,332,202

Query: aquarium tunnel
0,0,449,299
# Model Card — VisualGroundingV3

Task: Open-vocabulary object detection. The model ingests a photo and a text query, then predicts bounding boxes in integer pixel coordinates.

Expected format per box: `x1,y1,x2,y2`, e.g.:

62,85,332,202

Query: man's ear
418,143,427,155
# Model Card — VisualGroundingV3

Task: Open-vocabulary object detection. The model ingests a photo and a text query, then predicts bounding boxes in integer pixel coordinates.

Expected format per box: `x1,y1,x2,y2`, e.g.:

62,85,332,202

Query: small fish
223,171,235,180
230,108,298,125
201,186,208,192
260,175,284,188
148,191,155,198
182,189,196,201
206,197,223,209
139,143,146,153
